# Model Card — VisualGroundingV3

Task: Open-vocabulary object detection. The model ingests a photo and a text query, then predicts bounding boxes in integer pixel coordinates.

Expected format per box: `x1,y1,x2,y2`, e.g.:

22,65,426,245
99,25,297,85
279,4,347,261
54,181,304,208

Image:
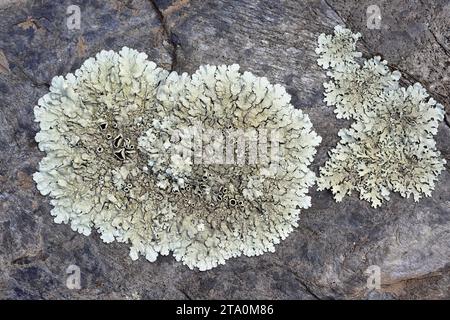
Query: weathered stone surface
0,0,448,299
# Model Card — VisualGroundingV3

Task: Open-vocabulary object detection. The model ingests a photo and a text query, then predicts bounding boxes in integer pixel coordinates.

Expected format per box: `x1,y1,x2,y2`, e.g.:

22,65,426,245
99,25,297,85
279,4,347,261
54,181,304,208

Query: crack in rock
149,0,179,70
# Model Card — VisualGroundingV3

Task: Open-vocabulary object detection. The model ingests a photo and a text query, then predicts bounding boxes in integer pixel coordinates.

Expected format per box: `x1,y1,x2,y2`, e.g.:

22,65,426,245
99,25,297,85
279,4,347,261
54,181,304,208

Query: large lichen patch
33,48,321,270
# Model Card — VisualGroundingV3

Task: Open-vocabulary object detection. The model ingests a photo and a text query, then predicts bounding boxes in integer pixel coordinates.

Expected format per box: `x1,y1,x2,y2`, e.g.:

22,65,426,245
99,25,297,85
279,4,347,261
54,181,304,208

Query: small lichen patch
316,26,446,208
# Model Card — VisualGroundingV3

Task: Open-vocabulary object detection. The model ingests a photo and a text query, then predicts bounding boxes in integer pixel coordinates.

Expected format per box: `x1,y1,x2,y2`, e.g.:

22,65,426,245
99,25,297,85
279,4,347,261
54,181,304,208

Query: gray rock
0,0,448,299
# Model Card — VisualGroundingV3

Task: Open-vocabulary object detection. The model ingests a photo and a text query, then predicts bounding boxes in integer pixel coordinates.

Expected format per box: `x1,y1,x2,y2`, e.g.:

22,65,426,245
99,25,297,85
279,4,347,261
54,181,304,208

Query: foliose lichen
33,47,321,270
316,26,446,207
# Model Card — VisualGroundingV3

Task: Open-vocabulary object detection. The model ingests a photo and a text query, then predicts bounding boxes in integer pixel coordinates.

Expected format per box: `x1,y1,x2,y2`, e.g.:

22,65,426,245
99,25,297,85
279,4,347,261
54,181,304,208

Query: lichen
316,26,446,207
315,25,362,71
323,56,401,120
33,48,321,270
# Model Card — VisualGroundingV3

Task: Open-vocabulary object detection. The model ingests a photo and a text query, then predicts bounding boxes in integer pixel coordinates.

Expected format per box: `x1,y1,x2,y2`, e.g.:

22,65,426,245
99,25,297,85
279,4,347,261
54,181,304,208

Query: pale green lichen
33,48,321,270
323,56,401,120
316,26,446,208
315,25,362,70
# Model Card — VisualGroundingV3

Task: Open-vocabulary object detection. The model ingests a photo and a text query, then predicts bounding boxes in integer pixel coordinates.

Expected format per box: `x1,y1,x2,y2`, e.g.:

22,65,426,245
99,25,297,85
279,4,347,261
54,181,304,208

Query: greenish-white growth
316,26,446,207
33,48,321,270
315,25,362,70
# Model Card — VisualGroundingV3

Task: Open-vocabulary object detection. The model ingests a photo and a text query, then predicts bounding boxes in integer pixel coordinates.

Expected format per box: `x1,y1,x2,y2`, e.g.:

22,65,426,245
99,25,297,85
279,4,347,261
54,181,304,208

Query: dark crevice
11,61,50,89
11,250,47,265
284,268,322,300
178,287,193,300
323,0,346,24
381,267,446,289
428,27,450,58
444,114,450,129
149,0,179,71
428,28,450,128
271,262,321,299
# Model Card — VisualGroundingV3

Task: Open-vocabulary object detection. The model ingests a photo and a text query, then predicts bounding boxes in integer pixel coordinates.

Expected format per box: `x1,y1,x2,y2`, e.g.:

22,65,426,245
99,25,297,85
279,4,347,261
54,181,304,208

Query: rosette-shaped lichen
363,83,444,143
34,48,322,270
323,56,401,119
316,26,446,207
315,25,362,70
318,123,445,207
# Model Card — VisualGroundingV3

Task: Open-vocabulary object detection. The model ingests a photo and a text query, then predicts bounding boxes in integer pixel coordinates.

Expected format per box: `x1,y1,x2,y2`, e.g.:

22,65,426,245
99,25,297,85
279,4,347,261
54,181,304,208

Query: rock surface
0,0,449,299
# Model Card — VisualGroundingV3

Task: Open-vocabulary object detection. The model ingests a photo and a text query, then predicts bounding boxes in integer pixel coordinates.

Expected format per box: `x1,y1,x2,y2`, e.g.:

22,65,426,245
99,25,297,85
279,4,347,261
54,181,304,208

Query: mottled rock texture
0,0,449,299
